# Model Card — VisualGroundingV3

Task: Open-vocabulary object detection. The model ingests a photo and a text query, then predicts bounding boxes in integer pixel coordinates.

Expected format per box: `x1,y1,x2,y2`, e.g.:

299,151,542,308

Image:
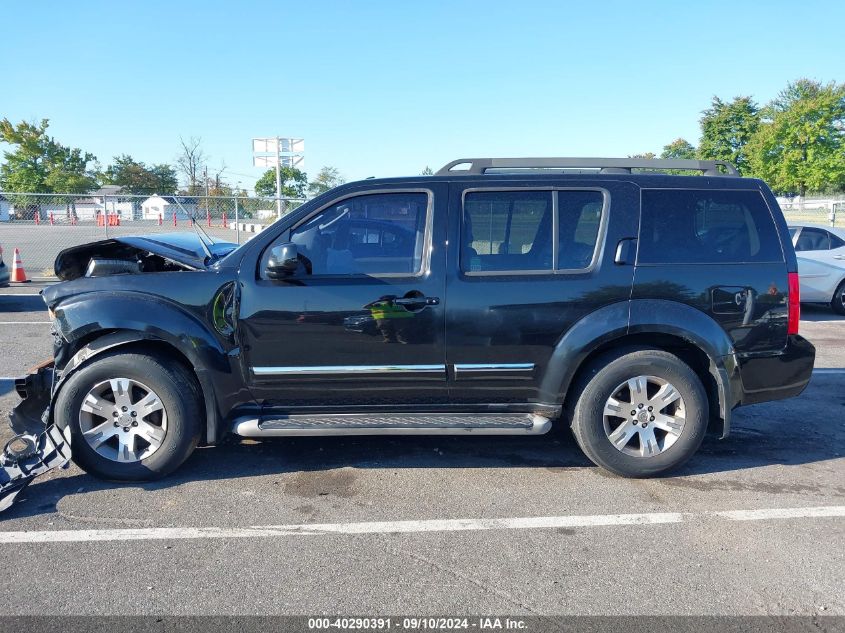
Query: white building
141,195,198,221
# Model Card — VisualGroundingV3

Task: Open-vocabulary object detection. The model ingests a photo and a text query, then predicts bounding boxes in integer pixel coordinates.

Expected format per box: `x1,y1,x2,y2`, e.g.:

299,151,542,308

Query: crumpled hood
54,232,238,280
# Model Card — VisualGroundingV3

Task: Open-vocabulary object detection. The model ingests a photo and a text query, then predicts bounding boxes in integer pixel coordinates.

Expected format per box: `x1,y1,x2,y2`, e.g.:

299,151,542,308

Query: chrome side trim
252,364,446,377
453,363,535,374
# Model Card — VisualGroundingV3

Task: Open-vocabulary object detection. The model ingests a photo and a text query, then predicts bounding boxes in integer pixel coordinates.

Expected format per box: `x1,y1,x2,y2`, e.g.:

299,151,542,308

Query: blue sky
1,0,843,190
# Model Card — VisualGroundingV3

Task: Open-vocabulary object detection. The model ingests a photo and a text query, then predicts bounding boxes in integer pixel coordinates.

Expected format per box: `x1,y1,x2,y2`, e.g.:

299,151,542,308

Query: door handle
394,296,439,307
614,238,637,265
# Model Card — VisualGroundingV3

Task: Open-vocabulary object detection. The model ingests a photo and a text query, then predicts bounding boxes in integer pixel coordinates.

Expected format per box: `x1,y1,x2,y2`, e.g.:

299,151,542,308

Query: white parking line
0,506,842,544
714,506,845,521
0,321,51,324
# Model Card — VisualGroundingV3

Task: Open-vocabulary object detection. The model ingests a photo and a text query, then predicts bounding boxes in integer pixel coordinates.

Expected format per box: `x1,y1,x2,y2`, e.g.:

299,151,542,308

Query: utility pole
203,165,209,221
275,136,283,218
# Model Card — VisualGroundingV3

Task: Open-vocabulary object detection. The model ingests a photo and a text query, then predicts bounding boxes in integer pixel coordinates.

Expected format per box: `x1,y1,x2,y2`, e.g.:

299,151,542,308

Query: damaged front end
0,363,71,512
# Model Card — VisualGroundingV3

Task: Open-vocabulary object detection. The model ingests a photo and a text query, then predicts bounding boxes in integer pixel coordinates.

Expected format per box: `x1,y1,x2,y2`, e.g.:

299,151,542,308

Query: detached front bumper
1,362,71,513
9,362,54,435
0,425,71,511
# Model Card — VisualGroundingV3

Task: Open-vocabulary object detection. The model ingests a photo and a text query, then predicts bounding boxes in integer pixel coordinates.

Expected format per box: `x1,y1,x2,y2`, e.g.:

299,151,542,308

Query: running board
232,413,552,437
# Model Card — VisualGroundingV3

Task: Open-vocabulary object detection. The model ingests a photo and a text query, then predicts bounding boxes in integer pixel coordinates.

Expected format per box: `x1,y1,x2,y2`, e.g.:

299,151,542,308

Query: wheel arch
543,300,740,438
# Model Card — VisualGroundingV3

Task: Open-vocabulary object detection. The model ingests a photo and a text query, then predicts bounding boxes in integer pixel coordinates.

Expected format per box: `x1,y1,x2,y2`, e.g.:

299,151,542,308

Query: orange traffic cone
10,248,31,283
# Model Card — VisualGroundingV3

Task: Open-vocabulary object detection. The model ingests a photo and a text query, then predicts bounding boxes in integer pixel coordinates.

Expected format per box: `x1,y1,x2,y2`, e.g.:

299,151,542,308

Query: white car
789,224,845,315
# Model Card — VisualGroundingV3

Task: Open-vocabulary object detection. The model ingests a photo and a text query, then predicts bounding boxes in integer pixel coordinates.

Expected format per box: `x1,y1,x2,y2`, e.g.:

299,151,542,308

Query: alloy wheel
78,377,168,463
602,375,686,458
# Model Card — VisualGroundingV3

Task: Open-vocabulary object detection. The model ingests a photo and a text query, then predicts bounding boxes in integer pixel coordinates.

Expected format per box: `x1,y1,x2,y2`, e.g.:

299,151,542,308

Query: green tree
661,138,696,159
420,166,434,175
0,119,53,193
255,166,308,198
698,96,760,173
748,79,845,196
102,155,178,195
0,118,97,193
307,166,345,197
0,118,98,219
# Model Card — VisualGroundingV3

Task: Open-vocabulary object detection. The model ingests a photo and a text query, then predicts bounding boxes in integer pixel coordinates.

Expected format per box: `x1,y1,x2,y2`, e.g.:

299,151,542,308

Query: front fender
50,293,242,443
53,292,228,369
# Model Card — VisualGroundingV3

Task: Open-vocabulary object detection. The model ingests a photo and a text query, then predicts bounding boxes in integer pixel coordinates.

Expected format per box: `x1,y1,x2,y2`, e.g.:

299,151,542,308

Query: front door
238,186,448,410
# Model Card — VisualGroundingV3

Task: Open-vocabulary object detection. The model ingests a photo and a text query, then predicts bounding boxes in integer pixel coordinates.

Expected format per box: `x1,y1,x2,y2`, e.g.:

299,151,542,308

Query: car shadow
801,304,845,322
3,372,844,521
0,295,46,314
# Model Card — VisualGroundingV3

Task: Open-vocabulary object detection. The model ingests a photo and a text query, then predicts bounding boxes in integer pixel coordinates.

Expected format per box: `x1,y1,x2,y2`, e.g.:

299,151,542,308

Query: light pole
252,137,305,219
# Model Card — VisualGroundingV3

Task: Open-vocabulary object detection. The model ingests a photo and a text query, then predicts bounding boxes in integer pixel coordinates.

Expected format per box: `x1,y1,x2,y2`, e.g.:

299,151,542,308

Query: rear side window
795,228,831,251
462,191,552,272
558,191,604,269
638,189,783,264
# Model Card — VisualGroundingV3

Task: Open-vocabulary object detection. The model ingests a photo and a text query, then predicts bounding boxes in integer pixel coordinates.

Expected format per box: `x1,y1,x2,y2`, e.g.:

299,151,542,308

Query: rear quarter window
638,189,784,264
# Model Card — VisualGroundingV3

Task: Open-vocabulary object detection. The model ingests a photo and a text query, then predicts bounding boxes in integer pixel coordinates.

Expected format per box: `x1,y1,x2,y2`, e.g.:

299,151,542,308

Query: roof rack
435,157,739,177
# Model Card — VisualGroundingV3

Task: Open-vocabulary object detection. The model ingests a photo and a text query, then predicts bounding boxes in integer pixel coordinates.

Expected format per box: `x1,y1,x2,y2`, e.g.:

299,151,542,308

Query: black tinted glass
290,192,428,275
557,191,604,269
462,191,552,272
795,228,831,252
639,190,783,264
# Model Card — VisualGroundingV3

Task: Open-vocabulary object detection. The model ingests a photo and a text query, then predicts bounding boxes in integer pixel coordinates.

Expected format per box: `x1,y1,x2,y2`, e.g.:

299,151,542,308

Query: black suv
11,157,816,480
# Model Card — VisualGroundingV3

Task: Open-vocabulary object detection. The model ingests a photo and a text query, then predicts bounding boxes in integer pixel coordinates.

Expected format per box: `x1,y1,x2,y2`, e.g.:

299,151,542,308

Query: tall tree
420,166,434,175
175,136,207,195
698,96,760,173
661,138,696,159
255,166,308,198
0,118,98,218
0,118,97,193
748,79,845,196
307,166,345,197
102,155,178,195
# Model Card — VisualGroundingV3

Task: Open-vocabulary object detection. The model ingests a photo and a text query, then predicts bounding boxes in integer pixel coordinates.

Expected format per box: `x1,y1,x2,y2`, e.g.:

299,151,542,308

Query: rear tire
54,350,202,481
831,280,845,316
570,349,708,478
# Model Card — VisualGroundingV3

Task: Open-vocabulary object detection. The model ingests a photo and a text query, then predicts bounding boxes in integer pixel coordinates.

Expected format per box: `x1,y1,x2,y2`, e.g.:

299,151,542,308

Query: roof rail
435,157,739,177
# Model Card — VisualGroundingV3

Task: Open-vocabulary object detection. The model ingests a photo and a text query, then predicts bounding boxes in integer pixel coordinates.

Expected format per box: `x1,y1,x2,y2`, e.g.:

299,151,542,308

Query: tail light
787,272,800,335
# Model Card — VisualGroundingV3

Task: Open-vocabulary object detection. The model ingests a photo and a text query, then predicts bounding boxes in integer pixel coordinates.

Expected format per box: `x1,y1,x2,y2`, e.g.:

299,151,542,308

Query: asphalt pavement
0,285,842,617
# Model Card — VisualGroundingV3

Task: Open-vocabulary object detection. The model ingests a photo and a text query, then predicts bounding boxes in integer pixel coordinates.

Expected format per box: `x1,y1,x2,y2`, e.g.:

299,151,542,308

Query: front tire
831,279,845,316
570,349,708,477
54,350,202,481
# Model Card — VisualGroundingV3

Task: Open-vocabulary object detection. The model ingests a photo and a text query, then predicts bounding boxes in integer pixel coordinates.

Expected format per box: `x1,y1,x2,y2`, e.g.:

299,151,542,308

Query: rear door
444,180,640,406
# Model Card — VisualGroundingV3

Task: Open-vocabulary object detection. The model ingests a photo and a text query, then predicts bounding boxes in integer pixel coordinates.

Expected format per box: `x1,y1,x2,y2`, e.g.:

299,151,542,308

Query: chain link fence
0,192,303,277
777,196,845,228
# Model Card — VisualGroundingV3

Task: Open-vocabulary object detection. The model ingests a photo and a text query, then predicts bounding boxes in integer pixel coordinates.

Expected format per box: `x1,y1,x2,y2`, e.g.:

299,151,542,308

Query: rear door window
462,191,552,272
638,189,784,264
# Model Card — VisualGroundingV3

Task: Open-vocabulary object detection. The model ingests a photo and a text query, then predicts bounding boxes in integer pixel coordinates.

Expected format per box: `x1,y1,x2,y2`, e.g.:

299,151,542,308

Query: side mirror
266,243,300,279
